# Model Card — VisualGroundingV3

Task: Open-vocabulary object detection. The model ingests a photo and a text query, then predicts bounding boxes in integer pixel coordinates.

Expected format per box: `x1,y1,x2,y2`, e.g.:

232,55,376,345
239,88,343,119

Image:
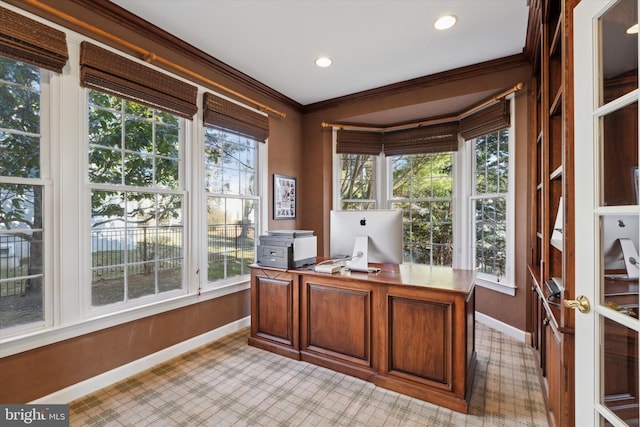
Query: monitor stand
349,235,381,273
618,238,639,279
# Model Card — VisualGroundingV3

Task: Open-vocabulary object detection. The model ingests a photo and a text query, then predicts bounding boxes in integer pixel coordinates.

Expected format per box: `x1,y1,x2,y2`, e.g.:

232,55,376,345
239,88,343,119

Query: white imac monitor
330,209,403,272
602,215,639,279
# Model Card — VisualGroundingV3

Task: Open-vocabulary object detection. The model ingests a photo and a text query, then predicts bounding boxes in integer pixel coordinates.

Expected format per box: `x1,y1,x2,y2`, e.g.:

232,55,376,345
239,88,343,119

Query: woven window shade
459,99,511,140
203,92,269,142
0,6,68,72
336,129,384,155
79,42,198,119
383,122,459,156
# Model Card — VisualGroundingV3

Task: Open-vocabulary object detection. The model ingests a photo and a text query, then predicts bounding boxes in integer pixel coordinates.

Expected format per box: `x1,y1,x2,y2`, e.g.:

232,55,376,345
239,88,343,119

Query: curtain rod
321,82,523,131
23,0,287,119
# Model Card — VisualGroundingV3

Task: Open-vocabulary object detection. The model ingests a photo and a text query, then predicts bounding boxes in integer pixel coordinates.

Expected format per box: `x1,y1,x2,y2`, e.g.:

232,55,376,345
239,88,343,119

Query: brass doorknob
563,295,591,313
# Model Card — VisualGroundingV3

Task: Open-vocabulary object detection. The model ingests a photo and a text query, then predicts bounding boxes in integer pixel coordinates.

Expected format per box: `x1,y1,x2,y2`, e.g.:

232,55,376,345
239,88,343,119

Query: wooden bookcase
527,1,578,426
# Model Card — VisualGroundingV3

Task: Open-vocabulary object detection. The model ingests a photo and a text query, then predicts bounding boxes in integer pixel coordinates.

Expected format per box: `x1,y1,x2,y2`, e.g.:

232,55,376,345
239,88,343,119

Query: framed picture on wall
273,174,296,219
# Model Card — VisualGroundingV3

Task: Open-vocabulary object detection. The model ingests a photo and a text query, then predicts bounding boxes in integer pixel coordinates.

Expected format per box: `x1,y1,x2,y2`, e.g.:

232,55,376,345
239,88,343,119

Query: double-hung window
0,56,48,329
335,124,458,265
88,92,185,306
80,42,197,310
202,93,267,286
0,8,67,332
390,152,454,265
204,128,258,283
338,154,377,210
468,128,513,291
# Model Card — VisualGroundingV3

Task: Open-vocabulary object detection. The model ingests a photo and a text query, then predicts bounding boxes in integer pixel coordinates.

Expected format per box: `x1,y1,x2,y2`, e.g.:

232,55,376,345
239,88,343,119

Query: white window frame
201,108,265,291
464,99,516,295
0,60,54,338
84,95,189,316
387,152,456,266
0,12,262,355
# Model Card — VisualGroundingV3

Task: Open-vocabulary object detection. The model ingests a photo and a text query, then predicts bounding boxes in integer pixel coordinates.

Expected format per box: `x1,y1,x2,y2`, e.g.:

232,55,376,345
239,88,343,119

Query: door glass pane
600,102,638,207
602,215,640,280
598,0,638,107
601,318,639,424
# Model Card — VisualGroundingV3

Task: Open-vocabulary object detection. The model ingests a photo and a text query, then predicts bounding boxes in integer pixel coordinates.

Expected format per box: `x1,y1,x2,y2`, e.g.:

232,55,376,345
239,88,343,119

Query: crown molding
5,0,303,112
303,53,531,114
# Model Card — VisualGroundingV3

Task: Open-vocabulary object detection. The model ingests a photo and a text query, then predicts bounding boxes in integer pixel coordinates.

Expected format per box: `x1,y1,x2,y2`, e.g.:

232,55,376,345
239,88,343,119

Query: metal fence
0,234,31,297
208,223,255,263
1,223,256,297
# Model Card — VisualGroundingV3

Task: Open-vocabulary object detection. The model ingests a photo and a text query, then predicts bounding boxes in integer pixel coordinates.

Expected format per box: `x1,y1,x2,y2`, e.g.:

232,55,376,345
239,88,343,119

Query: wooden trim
7,0,293,116
305,53,530,113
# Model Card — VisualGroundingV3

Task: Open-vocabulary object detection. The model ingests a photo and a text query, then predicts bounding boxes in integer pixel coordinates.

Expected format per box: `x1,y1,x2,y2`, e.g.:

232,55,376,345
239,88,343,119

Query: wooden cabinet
249,264,476,413
527,1,579,426
299,274,377,381
248,269,300,359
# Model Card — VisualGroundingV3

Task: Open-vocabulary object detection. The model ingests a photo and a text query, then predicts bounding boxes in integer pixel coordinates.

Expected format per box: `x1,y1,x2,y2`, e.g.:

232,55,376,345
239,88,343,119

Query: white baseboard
476,311,531,345
30,316,250,404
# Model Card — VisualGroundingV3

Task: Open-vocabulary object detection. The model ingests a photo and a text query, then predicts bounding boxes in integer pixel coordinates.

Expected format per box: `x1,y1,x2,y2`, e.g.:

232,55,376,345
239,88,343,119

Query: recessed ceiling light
434,14,457,30
627,23,638,34
315,57,333,67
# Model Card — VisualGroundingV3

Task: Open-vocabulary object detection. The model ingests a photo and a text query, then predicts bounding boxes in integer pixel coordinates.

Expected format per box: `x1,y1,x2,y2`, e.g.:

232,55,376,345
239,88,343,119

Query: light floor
70,323,549,426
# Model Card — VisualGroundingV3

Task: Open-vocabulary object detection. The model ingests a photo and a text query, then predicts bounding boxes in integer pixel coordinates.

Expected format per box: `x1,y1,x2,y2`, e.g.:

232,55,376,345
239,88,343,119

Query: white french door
574,0,639,426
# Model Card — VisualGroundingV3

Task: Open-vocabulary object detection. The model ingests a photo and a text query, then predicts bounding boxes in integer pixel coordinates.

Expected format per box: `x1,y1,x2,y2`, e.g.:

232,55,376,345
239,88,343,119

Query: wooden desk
248,263,477,413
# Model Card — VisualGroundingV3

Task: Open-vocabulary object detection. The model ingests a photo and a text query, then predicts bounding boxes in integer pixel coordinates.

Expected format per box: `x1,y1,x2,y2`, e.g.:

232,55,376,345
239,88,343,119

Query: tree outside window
88,91,184,307
472,129,509,282
339,154,377,210
204,128,258,283
337,151,454,266
391,153,454,265
0,56,45,329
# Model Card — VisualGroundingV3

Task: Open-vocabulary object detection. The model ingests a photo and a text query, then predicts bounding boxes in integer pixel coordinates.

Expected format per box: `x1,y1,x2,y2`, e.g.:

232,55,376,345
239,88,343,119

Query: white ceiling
110,0,530,106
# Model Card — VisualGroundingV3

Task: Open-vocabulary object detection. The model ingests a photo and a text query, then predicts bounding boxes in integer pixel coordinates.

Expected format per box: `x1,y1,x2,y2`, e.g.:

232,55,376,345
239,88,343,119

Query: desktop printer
257,230,317,269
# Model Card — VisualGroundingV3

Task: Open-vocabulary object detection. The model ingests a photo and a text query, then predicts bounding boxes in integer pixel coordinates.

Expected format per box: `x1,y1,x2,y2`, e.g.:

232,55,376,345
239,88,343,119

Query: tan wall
0,290,250,403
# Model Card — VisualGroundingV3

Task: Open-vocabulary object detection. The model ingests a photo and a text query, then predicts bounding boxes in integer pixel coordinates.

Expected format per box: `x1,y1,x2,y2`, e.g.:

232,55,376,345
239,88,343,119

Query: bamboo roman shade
203,92,269,142
383,122,459,156
459,99,511,140
336,130,383,155
335,99,511,156
79,42,198,119
337,122,459,156
0,6,68,72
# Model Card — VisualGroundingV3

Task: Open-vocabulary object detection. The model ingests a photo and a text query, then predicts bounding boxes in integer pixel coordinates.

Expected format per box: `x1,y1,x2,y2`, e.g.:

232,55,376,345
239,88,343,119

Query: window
333,99,513,289
470,128,512,286
390,153,454,265
0,56,47,329
334,124,457,266
338,154,377,210
204,128,258,284
88,90,184,307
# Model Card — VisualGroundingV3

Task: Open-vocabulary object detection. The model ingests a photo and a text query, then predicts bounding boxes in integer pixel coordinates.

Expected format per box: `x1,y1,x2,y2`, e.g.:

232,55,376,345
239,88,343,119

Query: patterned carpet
69,322,549,426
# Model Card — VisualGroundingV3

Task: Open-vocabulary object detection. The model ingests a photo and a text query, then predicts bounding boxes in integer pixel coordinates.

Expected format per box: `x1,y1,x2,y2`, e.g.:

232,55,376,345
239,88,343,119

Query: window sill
0,280,250,358
475,276,517,296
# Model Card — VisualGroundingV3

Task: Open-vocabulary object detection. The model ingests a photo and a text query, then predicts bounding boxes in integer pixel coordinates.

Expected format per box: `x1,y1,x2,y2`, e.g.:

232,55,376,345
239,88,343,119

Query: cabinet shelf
527,2,576,426
549,86,563,116
550,16,563,57
550,166,563,180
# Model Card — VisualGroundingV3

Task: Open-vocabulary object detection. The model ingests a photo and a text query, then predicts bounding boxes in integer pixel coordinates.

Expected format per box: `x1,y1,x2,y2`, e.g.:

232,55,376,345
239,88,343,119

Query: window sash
204,128,260,287
468,124,514,291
